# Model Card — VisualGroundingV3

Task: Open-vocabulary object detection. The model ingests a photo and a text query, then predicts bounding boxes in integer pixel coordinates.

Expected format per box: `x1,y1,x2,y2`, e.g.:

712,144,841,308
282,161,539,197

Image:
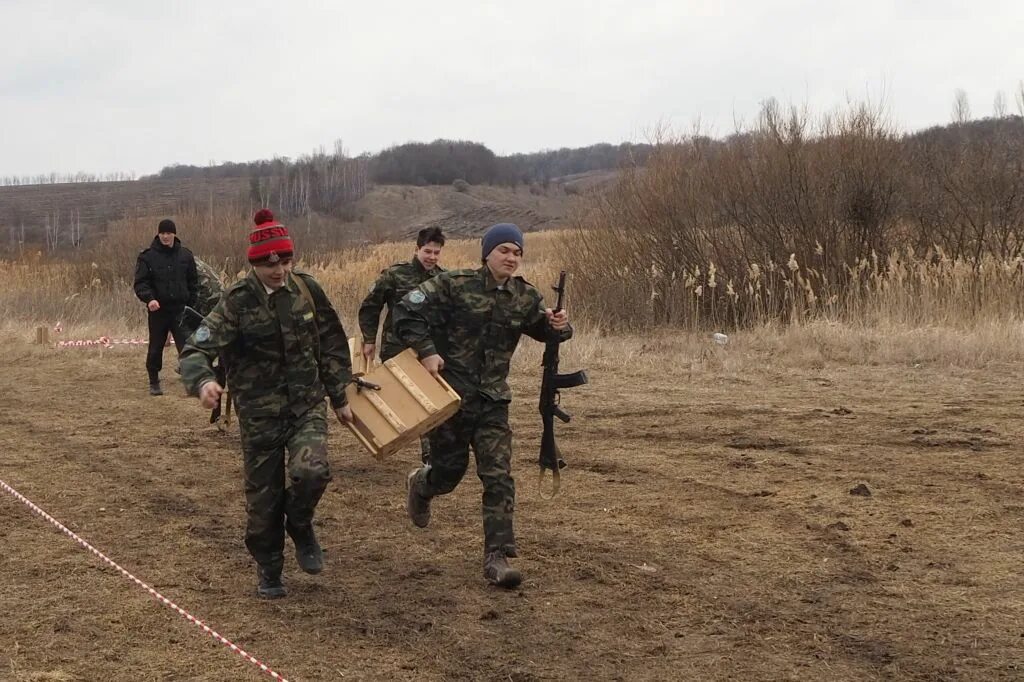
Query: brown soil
1,338,1022,681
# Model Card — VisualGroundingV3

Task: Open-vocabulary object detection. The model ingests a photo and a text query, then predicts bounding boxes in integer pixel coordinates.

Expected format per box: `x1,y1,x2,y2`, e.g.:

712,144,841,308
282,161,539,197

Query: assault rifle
538,271,588,498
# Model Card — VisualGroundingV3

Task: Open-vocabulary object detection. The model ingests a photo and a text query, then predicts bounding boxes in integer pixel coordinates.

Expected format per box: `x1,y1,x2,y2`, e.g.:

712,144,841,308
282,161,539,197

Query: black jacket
133,236,198,308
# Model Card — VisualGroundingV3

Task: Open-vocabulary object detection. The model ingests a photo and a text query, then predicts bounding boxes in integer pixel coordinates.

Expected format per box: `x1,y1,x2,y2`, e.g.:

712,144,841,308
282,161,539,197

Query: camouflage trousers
238,401,332,571
416,397,516,556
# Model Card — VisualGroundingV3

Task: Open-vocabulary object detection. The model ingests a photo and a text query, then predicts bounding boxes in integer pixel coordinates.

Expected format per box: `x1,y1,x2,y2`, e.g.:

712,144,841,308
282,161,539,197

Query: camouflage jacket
358,257,444,361
393,266,572,402
180,270,352,419
193,257,224,316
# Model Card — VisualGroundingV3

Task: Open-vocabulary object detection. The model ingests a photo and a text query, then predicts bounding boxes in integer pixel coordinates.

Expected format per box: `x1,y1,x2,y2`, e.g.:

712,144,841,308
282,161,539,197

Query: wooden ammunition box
344,348,461,459
348,336,378,377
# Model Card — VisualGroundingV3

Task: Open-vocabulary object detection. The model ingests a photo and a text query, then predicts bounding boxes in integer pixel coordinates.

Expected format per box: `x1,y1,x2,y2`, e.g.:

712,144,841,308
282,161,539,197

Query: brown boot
484,550,522,588
406,468,431,528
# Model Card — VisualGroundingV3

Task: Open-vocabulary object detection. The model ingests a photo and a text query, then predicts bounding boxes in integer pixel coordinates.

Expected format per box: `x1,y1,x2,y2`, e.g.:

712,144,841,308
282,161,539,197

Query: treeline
563,98,1024,330
245,147,370,218
369,140,653,186
498,143,653,185
1,171,137,186
149,140,654,188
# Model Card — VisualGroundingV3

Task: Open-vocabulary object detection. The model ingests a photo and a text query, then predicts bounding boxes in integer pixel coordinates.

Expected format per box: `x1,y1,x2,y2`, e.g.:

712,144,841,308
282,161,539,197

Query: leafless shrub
563,97,1024,331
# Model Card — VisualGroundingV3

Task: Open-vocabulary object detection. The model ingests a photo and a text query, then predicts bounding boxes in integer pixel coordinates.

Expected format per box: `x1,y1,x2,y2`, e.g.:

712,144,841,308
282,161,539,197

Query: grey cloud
1,0,1021,176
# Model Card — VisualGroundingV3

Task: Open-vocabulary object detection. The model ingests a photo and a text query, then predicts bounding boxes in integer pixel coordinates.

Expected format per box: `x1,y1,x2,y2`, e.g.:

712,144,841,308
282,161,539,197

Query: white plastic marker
0,477,291,682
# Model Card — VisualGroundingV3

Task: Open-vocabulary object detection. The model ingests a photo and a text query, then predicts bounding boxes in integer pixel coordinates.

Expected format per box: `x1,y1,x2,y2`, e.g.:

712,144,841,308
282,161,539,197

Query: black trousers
146,306,189,381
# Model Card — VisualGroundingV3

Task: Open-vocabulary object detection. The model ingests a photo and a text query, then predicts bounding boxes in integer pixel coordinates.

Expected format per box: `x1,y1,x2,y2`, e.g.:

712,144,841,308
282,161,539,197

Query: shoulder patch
194,325,211,342
407,290,426,304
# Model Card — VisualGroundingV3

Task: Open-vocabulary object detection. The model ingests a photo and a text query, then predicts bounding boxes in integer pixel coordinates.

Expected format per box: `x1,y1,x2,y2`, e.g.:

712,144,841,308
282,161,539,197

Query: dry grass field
1,235,1023,681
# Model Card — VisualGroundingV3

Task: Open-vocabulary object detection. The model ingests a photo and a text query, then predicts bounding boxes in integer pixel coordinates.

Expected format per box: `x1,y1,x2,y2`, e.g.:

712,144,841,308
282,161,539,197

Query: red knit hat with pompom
247,209,294,264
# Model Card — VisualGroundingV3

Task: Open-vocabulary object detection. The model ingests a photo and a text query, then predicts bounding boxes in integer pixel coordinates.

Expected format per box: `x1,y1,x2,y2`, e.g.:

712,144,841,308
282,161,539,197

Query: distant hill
145,140,652,188
6,116,1019,255
905,115,1024,146
360,171,621,240
0,177,249,251
0,170,617,253
0,136,638,252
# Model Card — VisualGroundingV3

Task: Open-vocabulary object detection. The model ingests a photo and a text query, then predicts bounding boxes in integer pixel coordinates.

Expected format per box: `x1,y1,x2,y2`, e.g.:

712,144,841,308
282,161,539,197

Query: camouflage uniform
186,258,227,420
180,270,352,575
393,266,572,557
359,257,444,461
358,257,445,361
194,257,225,317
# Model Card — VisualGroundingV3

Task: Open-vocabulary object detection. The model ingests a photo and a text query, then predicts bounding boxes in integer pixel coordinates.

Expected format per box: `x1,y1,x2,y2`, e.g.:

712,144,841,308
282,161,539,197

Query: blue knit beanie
482,223,524,259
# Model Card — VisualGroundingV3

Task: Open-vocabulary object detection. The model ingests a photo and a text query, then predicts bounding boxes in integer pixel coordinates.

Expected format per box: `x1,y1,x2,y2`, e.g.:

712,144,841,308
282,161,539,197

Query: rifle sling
291,272,321,365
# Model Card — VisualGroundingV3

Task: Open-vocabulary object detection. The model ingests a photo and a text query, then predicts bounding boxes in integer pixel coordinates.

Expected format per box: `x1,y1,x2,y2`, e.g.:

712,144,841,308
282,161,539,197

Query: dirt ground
1,332,1022,681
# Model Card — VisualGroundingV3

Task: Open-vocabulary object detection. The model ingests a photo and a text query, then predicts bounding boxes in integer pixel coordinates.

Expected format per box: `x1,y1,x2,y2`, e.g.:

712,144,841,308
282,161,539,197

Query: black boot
256,565,286,599
483,550,522,588
406,468,431,528
288,524,323,575
149,381,163,396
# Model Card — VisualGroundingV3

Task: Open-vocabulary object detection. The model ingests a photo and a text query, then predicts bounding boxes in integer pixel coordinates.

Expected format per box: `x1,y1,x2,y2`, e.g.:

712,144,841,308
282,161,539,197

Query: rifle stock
180,306,206,333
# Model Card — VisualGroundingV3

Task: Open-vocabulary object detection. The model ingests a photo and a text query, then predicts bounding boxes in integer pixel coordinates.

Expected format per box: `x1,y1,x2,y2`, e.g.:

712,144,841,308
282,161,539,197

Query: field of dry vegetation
3,101,1024,681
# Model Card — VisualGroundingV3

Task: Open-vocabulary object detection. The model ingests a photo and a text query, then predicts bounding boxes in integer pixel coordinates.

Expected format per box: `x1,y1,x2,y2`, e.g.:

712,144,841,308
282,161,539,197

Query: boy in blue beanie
393,223,573,588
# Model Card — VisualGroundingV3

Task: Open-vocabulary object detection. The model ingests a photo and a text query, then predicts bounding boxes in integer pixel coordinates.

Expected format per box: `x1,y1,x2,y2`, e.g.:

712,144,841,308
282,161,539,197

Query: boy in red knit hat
180,209,354,599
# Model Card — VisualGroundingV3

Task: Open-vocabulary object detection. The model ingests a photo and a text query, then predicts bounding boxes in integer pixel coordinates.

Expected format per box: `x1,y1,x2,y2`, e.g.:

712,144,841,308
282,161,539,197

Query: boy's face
158,232,175,247
485,243,522,280
416,241,443,269
253,257,294,290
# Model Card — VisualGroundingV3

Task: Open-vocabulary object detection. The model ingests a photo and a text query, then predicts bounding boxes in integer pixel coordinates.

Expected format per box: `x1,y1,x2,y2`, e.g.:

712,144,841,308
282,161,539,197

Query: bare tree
952,89,971,124
44,210,62,252
69,209,83,249
993,90,1008,118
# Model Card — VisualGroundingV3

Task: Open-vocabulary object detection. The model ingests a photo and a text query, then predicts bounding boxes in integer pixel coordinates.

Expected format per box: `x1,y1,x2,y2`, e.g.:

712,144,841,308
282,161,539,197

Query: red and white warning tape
50,321,172,349
0,477,291,682
55,336,154,348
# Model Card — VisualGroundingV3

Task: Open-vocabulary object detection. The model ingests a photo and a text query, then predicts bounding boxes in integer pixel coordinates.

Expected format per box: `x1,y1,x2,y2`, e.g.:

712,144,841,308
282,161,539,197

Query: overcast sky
2,0,1021,177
